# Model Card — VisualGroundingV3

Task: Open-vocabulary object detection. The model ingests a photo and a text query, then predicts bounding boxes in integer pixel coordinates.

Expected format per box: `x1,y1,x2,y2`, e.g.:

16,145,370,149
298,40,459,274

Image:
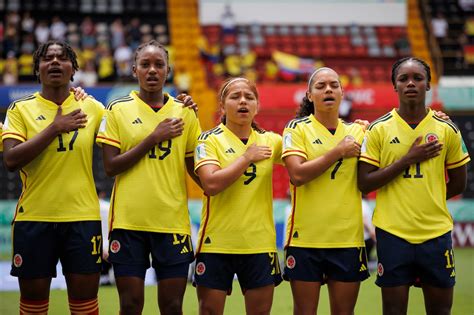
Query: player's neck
314,112,338,129
225,121,252,139
138,90,165,108
40,86,71,105
397,102,428,123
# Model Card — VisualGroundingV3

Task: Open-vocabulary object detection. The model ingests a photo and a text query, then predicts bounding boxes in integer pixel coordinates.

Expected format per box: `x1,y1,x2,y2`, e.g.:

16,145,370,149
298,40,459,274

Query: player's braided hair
218,77,264,133
33,40,79,83
134,40,169,64
391,57,431,87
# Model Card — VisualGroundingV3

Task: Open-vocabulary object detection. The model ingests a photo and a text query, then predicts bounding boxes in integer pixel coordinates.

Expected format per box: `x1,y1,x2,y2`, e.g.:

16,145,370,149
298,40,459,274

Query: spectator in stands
3,51,18,85
358,57,470,315
20,12,35,35
3,40,104,315
459,0,474,11
194,77,282,315
465,16,474,41
282,67,369,315
80,16,97,49
126,18,142,50
97,46,115,81
74,59,98,87
431,13,449,39
220,4,236,35
50,16,67,41
110,18,126,50
96,40,200,315
174,66,191,94
35,20,50,44
114,42,133,80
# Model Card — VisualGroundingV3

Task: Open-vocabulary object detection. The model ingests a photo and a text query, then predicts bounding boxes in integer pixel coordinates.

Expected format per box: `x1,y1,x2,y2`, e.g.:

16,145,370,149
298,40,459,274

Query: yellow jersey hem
374,225,453,244
198,247,278,254
111,225,191,235
287,242,365,248
14,216,101,222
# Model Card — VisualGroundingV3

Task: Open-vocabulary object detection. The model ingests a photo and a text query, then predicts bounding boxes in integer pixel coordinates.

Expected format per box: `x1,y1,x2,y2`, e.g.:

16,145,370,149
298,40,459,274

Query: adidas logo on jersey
359,264,367,272
390,137,400,144
132,118,143,124
36,115,46,121
225,148,236,153
204,237,211,244
180,246,189,254
313,139,323,144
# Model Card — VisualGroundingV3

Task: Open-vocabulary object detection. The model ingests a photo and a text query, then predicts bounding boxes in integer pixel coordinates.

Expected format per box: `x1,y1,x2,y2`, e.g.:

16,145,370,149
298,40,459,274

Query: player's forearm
103,136,156,177
446,165,467,200
200,156,252,196
3,125,60,171
357,157,410,194
286,148,342,186
185,157,202,188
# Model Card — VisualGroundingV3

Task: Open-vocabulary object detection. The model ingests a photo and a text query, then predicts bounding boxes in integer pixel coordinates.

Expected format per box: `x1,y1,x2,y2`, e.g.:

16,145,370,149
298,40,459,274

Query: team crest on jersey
110,240,121,254
425,133,438,143
377,262,384,276
196,143,206,159
283,133,292,149
195,262,206,275
13,254,23,268
286,255,296,269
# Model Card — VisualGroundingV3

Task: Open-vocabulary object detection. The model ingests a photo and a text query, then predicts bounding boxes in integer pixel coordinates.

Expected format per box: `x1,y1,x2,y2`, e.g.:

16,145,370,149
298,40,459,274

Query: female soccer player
282,67,369,315
194,77,282,315
96,40,201,315
358,57,469,315
3,41,104,315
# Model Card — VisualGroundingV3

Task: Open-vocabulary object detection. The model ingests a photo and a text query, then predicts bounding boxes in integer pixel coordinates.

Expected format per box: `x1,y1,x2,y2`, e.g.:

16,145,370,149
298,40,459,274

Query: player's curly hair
33,40,79,83
391,57,431,87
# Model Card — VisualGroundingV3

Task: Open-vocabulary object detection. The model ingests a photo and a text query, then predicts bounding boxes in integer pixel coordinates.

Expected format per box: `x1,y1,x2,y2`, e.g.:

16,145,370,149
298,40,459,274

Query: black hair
33,40,79,83
296,96,314,118
134,40,169,64
391,57,431,87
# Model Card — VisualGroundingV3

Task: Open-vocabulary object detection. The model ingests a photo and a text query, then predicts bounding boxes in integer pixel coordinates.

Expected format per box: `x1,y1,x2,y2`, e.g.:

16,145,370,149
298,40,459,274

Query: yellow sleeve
92,99,105,134
282,124,307,160
194,134,220,171
271,132,283,165
359,127,381,167
185,110,202,158
2,103,27,142
445,128,471,169
96,106,121,149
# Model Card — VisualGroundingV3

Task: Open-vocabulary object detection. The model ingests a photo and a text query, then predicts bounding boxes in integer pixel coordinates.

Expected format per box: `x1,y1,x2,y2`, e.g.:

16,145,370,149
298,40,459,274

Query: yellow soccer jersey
194,124,282,254
282,115,365,248
360,109,471,244
96,92,201,235
2,92,104,222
